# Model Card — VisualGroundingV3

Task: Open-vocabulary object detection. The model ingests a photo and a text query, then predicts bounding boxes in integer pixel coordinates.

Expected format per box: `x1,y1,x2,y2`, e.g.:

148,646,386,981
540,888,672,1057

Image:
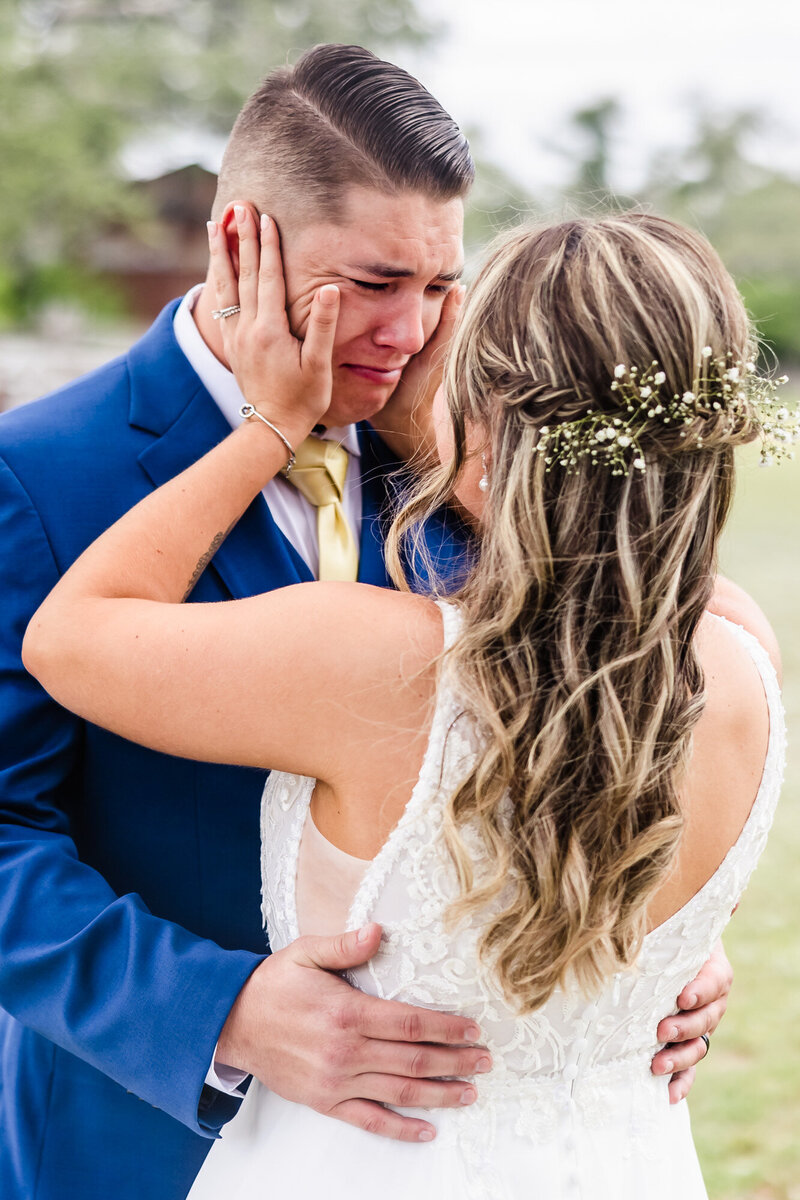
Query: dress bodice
255,603,785,1200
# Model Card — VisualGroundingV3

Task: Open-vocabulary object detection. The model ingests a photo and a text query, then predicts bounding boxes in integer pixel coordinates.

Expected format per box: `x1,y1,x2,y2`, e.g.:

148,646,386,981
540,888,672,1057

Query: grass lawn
690,411,800,1199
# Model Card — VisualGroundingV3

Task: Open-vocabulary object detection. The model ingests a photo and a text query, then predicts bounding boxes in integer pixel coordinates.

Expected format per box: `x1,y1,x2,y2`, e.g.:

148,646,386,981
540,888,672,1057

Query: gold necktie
287,435,359,581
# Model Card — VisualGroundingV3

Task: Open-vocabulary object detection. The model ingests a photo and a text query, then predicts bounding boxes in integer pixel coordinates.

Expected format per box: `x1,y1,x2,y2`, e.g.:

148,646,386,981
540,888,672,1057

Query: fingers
667,1065,696,1105
299,923,384,972
657,995,726,1047
353,1073,477,1111
346,990,482,1047
364,1038,492,1081
432,283,465,360
328,1099,436,1143
233,204,261,317
414,283,465,378
256,213,289,329
676,942,733,1012
300,925,483,1046
207,218,239,317
302,285,340,372
652,1034,711,1078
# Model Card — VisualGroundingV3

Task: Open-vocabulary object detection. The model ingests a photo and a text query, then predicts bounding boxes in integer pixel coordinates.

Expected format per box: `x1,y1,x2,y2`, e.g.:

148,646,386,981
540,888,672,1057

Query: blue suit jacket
0,300,469,1199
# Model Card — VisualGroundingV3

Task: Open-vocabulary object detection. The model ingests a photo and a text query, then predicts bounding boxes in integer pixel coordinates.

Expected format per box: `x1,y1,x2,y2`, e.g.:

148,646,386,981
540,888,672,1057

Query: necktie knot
285,435,359,581
289,436,349,508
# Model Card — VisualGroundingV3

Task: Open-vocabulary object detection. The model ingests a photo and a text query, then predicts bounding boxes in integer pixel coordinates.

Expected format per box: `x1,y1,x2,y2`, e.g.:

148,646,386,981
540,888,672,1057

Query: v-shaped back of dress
197,602,785,1200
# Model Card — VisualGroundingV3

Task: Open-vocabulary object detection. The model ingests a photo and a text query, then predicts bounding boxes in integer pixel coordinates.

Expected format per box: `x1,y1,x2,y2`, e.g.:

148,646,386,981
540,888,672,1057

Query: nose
372,295,426,357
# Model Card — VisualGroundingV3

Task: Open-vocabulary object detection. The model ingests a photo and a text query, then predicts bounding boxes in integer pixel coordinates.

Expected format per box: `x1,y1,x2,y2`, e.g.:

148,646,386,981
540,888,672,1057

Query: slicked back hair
213,44,474,225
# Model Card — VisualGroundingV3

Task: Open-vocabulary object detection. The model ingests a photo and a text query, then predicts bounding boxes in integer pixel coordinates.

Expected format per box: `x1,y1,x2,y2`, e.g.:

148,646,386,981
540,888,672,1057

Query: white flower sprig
533,353,796,477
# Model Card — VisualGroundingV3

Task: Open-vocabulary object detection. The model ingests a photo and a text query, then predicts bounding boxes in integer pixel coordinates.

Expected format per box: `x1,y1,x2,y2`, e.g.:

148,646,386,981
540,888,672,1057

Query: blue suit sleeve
0,455,263,1136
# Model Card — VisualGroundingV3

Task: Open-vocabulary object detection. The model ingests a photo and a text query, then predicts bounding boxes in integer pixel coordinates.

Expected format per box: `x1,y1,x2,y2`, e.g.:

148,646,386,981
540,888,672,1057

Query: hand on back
216,922,492,1142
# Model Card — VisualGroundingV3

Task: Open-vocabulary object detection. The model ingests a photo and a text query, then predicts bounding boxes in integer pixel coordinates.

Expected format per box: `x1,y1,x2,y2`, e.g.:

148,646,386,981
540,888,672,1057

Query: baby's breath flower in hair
534,355,797,476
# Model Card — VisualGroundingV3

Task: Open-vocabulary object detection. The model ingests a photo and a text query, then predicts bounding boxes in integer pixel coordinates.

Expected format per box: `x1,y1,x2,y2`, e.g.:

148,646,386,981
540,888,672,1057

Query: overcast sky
124,0,799,199
396,0,800,195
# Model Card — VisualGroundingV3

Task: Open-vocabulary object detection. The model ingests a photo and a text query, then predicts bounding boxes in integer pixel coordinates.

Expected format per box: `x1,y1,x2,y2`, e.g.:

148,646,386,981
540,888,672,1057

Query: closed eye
350,279,452,295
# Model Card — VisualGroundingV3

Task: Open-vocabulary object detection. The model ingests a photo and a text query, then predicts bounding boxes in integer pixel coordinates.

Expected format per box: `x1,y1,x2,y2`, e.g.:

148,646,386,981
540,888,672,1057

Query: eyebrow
349,262,464,282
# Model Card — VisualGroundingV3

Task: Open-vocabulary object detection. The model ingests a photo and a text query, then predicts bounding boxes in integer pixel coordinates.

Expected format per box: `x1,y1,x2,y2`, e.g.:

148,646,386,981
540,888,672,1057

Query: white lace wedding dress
190,606,784,1200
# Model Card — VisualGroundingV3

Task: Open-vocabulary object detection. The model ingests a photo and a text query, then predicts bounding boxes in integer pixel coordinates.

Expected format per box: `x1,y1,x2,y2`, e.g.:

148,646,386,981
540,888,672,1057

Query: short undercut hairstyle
213,43,475,225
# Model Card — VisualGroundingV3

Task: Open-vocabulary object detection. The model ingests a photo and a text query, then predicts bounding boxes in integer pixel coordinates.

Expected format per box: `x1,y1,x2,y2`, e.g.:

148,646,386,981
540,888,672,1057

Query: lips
342,363,404,385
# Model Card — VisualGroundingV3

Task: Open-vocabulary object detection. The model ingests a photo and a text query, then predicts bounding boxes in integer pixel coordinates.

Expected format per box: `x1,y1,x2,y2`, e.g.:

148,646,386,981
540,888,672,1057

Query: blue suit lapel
356,423,402,588
128,300,310,600
358,422,476,594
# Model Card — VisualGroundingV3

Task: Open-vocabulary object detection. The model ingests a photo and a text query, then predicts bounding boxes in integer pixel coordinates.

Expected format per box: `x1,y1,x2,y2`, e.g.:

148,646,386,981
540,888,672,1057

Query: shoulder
688,613,772,840
0,355,131,455
707,575,781,683
695,611,772,741
268,582,444,674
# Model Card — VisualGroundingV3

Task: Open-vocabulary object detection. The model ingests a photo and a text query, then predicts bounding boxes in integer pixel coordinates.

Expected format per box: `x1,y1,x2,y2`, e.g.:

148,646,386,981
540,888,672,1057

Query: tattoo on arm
181,524,235,601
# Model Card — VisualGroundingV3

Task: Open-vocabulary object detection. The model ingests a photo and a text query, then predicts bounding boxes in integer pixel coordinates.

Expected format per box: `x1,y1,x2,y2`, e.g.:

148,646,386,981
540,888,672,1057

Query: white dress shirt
172,285,363,1095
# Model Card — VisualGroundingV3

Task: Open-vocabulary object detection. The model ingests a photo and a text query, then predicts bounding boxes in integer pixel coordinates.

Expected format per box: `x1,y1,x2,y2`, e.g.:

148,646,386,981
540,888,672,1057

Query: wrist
237,405,319,460
216,962,269,1075
237,406,315,478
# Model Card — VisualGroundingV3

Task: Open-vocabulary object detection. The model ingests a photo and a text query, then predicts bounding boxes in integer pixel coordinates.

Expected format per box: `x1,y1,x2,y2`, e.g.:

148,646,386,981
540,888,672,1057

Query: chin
326,383,396,428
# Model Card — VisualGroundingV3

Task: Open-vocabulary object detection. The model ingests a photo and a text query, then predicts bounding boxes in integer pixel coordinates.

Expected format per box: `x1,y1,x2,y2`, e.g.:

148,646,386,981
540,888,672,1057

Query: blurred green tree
642,106,800,361
0,0,439,322
544,97,622,210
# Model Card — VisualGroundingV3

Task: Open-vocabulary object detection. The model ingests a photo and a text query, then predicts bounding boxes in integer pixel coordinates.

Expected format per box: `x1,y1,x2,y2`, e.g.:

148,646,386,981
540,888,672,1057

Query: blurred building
89,164,217,319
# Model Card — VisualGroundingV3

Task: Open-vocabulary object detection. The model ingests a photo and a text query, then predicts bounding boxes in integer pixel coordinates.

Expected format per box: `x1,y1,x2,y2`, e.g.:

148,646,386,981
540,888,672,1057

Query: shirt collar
173,284,361,457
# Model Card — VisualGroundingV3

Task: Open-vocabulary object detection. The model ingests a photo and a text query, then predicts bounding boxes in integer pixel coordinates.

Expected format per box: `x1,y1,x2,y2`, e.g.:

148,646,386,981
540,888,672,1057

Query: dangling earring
478,452,489,492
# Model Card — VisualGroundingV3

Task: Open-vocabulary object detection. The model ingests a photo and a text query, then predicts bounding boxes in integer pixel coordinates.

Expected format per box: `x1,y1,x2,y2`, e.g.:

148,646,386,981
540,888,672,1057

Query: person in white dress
23,209,786,1198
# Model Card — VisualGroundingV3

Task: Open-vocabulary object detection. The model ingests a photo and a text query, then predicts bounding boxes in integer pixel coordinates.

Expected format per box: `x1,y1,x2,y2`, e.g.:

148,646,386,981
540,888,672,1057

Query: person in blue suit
0,44,734,1200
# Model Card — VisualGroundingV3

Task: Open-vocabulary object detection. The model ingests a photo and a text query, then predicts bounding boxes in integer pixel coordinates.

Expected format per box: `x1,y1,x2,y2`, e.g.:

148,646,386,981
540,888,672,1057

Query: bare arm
709,574,782,682
22,213,435,782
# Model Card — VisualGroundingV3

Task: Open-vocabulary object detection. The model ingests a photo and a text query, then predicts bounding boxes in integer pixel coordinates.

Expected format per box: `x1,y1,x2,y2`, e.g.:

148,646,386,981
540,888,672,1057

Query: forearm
37,420,298,612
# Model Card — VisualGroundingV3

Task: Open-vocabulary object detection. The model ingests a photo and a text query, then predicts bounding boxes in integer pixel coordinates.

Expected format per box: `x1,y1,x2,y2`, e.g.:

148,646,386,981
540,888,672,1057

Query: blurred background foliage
1,3,799,1196
1,0,799,360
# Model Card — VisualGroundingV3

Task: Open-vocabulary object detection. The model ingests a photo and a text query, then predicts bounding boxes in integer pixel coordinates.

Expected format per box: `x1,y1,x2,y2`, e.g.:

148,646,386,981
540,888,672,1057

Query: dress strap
435,599,463,653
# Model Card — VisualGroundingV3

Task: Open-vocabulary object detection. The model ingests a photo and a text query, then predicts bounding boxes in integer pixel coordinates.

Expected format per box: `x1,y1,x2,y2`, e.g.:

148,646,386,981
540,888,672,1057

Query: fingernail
460,1087,476,1105
669,1025,679,1041
418,1128,435,1142
684,994,698,1009
356,924,372,943
260,213,270,231
475,1057,492,1073
234,205,246,225
319,284,339,306
662,1059,674,1074
206,221,217,239
465,1024,481,1042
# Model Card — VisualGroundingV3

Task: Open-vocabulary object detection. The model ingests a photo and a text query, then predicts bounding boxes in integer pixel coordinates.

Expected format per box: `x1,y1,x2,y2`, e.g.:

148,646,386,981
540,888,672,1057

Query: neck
193,277,231,370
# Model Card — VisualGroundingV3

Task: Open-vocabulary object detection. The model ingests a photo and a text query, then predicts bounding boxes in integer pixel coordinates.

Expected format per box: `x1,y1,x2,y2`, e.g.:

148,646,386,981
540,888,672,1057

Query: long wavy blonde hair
387,213,759,1013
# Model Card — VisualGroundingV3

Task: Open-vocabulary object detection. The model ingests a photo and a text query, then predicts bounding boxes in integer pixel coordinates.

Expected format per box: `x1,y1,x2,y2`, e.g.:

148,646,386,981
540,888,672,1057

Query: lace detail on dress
259,606,785,1199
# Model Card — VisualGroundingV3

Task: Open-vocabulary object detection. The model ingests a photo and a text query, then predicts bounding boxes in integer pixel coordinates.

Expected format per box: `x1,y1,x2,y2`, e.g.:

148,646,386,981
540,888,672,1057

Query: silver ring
211,305,241,320
700,1033,710,1059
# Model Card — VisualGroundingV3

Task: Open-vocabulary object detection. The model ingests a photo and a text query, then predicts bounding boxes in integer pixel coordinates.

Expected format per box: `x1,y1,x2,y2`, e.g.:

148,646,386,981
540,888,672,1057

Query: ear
218,201,262,277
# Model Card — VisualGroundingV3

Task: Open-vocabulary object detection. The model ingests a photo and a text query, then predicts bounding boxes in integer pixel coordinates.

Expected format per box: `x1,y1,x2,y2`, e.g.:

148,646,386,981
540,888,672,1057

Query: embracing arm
19,213,488,1142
